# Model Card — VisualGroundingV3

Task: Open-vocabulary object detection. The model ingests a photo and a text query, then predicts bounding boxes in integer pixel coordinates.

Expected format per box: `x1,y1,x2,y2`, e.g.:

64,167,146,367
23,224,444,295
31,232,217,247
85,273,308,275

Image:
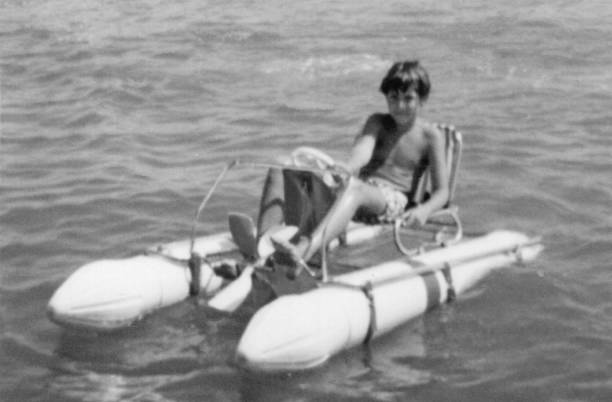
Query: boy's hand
402,206,429,227
326,161,351,186
333,161,353,178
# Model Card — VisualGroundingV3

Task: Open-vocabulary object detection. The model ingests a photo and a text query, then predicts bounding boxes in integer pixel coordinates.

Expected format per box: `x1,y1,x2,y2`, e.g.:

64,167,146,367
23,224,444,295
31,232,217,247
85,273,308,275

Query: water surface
2,1,612,401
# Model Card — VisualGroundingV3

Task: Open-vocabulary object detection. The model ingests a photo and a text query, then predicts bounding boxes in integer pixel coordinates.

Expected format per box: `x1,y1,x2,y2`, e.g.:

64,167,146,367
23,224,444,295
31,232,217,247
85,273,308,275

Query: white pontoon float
236,230,542,371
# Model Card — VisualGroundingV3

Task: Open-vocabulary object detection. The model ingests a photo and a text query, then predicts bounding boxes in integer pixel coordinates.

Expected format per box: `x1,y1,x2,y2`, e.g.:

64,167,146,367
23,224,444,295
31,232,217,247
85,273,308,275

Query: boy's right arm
345,115,379,175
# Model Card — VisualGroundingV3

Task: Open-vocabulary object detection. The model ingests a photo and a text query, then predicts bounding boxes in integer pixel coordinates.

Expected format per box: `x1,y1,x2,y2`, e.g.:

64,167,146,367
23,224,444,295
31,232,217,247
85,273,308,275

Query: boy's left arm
404,125,449,226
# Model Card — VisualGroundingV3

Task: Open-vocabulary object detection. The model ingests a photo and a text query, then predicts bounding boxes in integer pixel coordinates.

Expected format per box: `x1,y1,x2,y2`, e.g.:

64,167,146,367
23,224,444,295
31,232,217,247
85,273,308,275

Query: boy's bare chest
375,133,427,169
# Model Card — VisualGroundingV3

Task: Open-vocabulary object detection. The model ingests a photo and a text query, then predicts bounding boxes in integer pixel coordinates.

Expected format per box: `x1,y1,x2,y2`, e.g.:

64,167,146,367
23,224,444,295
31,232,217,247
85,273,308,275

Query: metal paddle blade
229,212,258,260
208,265,255,312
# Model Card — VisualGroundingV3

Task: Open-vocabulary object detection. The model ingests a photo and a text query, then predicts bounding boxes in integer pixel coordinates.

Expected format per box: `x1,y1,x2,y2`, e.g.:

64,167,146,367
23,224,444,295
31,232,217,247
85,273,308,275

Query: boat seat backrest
412,123,463,207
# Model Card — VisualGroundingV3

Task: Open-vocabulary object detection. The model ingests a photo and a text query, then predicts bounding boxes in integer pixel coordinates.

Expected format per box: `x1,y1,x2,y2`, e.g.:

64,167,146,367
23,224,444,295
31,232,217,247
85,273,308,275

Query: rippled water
2,1,612,401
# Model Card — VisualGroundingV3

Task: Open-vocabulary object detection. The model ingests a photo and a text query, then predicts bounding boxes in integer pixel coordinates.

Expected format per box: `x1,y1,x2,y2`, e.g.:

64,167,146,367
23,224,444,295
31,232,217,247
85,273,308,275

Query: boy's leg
256,168,285,238
303,178,386,260
274,177,387,263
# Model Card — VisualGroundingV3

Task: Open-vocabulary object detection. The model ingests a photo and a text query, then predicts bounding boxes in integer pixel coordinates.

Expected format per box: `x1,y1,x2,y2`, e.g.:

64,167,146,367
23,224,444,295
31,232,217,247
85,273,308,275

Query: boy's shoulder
365,112,390,124
420,120,444,141
362,112,391,133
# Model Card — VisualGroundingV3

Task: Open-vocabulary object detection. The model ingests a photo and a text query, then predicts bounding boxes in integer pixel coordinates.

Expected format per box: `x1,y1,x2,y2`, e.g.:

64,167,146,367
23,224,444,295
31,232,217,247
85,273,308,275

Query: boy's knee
340,177,367,200
346,176,366,192
266,167,283,184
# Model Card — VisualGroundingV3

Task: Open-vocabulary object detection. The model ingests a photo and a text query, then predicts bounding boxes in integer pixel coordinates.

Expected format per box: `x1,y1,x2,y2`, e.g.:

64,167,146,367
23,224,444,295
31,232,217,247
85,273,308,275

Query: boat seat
392,123,463,255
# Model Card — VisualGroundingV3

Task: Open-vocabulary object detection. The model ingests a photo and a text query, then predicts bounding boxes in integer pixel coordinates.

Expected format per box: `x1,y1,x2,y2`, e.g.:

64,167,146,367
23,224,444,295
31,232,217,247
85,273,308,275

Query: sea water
1,0,611,401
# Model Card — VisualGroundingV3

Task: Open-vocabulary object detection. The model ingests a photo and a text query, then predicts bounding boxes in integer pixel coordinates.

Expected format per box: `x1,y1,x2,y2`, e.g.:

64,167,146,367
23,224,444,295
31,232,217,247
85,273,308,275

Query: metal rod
189,160,238,254
321,237,543,290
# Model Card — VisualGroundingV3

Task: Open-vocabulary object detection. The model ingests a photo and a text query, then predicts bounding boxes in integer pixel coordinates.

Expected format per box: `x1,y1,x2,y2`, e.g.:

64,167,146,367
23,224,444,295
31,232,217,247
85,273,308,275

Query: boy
268,60,449,273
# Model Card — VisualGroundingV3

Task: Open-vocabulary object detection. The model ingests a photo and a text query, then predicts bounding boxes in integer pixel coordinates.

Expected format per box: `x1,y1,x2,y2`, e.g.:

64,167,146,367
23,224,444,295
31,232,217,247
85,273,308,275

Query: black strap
361,281,377,344
319,280,378,344
441,262,456,302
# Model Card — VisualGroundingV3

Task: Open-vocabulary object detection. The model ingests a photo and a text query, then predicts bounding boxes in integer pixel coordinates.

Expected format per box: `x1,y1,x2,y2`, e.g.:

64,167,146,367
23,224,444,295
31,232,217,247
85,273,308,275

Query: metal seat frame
393,123,463,255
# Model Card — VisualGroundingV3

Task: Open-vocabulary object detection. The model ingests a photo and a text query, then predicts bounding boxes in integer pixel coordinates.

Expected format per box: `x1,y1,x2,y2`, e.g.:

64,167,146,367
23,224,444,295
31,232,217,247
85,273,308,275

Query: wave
64,111,106,128
260,53,390,78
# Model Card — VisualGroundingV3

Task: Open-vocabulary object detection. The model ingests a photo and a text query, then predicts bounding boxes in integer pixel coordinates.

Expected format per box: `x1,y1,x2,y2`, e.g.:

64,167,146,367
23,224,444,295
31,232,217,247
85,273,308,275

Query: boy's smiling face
386,88,420,127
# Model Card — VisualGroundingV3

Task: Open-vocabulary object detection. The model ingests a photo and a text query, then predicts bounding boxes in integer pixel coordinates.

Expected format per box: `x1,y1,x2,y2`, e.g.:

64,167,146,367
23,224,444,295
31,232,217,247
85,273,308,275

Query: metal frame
393,124,464,256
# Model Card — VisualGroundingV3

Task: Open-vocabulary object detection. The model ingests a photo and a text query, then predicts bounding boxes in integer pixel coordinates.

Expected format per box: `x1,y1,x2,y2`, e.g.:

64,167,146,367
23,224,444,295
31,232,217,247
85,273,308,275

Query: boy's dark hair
379,60,431,102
